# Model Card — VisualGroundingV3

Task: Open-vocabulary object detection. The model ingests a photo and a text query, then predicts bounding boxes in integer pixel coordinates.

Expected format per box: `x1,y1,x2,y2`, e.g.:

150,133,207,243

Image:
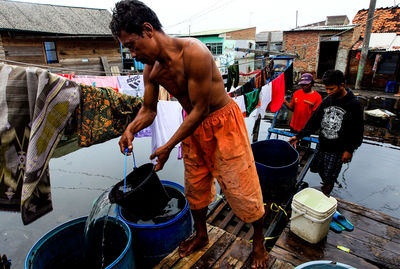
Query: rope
249,236,278,243
124,148,128,193
0,58,138,75
265,202,288,217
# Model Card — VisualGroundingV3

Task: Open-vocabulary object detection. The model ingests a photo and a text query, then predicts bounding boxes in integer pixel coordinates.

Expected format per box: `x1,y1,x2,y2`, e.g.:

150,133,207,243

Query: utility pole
296,10,298,28
355,0,376,90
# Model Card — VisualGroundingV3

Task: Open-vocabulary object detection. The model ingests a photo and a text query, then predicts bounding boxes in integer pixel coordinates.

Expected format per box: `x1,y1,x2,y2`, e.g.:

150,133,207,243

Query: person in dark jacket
289,70,364,195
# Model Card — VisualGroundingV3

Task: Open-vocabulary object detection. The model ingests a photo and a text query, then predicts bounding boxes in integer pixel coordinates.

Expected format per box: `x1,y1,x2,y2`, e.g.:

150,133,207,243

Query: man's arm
284,98,293,111
119,65,159,154
150,41,213,171
342,101,364,162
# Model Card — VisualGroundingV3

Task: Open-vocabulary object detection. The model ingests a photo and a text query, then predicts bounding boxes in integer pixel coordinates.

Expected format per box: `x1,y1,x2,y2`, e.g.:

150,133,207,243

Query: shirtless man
111,1,268,267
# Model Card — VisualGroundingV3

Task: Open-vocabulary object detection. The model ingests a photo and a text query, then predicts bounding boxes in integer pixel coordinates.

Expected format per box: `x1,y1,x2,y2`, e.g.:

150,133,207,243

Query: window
44,42,58,64
206,43,223,55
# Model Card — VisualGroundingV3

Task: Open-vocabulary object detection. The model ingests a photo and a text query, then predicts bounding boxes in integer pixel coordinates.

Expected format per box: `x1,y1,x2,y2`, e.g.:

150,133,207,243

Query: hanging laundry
269,64,293,112
226,61,239,92
134,127,152,138
0,63,80,225
150,101,183,154
232,95,246,114
72,75,119,90
255,73,262,89
257,82,272,118
57,73,74,80
242,80,253,95
250,77,256,89
244,88,261,116
158,85,171,101
229,86,243,97
76,84,143,147
117,75,145,97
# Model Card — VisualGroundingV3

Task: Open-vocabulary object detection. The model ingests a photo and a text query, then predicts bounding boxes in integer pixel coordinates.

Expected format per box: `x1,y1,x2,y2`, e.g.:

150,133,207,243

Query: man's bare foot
178,234,209,257
251,243,269,268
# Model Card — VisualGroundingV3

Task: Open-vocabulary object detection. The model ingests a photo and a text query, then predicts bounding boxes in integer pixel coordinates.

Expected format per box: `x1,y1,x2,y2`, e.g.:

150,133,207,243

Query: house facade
283,22,360,80
0,1,121,75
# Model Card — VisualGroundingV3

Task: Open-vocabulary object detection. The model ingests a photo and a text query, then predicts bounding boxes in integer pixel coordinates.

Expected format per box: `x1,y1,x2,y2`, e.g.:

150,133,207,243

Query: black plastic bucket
109,163,170,220
251,139,299,202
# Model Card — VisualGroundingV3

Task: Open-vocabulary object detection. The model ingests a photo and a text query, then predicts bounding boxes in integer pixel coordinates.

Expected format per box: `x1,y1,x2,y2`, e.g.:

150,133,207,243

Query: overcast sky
11,0,399,34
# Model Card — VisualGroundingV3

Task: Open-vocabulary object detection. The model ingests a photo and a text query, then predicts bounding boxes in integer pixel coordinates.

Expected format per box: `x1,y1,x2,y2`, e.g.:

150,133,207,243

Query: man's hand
150,144,172,171
288,136,298,149
342,151,352,163
118,127,135,155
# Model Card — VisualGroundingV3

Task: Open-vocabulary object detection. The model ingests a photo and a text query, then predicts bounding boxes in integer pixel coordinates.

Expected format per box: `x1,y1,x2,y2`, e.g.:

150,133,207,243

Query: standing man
284,73,322,135
289,70,364,195
111,1,268,267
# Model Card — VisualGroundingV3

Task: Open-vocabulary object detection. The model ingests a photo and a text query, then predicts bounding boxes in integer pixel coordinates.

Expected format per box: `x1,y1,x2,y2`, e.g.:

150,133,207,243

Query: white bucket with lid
290,188,337,243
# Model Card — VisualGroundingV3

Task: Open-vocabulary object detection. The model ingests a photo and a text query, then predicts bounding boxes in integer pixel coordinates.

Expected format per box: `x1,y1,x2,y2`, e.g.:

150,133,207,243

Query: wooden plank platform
155,224,289,269
156,198,400,269
269,198,400,269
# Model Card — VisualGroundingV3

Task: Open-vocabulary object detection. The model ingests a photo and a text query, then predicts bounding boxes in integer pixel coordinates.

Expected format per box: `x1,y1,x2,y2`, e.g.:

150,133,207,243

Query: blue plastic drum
25,216,134,269
117,180,193,268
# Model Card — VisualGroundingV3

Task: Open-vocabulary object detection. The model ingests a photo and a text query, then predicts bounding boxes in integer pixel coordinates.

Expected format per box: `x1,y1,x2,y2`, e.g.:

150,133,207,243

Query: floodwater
1,97,400,268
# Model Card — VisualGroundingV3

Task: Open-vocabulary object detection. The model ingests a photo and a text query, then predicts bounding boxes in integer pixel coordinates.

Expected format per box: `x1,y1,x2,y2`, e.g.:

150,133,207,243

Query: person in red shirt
284,73,322,135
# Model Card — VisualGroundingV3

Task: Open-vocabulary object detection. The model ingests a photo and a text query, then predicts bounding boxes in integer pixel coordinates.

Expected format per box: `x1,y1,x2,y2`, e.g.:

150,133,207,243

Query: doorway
317,41,339,78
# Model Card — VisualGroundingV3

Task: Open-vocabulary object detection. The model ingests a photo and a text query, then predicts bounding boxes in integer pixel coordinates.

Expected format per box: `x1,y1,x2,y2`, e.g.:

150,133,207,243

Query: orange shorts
181,99,265,223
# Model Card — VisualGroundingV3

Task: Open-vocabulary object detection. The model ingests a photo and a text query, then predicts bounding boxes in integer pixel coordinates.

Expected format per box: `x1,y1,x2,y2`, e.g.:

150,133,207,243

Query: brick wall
283,29,360,79
225,27,256,40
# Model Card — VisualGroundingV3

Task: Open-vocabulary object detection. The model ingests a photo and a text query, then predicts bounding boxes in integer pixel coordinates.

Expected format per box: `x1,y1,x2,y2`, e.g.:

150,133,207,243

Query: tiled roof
352,7,400,37
0,0,112,35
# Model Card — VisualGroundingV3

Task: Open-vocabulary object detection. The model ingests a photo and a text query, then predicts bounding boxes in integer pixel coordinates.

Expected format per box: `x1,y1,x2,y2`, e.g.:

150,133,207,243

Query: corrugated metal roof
352,33,399,51
287,24,357,32
0,0,112,35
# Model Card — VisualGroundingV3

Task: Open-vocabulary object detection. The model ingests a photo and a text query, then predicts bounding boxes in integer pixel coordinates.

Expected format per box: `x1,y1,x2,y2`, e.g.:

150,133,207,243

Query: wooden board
156,223,294,269
269,199,400,269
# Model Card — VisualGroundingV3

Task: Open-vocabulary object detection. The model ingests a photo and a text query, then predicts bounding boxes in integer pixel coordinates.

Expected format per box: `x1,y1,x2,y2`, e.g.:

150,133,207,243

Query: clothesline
229,64,293,118
0,57,268,77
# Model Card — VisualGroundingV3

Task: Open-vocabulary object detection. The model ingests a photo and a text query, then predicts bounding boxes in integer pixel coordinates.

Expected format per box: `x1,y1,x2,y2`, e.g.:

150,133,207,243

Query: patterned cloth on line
77,84,143,147
0,63,80,224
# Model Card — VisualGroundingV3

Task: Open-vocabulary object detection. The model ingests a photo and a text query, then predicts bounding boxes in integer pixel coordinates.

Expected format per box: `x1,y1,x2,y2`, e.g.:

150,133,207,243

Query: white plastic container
290,188,337,243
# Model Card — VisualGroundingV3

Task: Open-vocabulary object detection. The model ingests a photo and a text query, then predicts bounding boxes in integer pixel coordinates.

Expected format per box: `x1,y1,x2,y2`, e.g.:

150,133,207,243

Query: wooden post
355,0,376,90
101,56,112,76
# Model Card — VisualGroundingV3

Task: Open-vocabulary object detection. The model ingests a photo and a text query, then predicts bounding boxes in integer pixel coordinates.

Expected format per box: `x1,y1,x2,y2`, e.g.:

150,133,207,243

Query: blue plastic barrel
117,180,193,268
251,139,299,202
294,260,356,269
385,81,398,93
25,216,134,269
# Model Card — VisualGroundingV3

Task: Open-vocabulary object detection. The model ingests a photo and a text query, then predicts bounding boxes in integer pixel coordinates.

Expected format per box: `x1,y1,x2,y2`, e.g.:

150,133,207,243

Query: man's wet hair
110,0,163,37
322,69,345,86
